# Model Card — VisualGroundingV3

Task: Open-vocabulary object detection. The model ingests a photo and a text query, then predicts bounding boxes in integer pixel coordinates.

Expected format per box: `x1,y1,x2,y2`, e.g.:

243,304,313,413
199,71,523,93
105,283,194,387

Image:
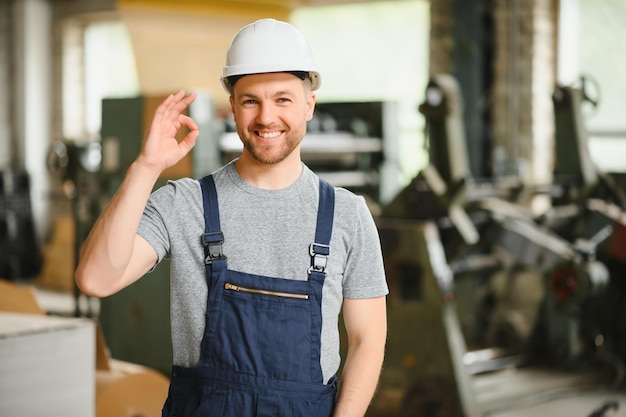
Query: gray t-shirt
138,160,388,382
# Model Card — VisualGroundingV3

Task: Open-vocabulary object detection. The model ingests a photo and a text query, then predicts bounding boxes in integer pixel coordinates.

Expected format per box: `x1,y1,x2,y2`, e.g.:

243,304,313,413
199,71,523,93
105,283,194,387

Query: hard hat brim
221,70,321,93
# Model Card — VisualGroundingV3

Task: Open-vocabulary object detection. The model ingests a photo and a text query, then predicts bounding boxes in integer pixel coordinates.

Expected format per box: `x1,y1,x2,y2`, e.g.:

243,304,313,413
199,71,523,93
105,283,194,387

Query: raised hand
137,90,200,174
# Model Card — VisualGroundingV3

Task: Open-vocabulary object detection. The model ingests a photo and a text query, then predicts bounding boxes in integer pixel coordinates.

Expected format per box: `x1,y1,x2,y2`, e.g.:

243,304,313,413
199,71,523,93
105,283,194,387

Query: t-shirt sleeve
341,195,389,299
137,183,175,265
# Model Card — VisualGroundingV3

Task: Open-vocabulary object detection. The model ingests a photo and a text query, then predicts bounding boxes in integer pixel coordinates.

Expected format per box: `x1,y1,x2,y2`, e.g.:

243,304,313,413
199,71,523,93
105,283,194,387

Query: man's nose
256,103,275,125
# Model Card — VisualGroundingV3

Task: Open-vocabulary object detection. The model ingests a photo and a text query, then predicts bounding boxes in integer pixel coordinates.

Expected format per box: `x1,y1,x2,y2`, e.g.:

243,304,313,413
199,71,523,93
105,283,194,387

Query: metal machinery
0,168,43,281
47,139,103,317
374,73,626,417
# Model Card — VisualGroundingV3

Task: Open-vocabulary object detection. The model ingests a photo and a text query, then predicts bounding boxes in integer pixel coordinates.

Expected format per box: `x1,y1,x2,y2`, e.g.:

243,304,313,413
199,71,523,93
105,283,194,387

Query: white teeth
258,131,281,138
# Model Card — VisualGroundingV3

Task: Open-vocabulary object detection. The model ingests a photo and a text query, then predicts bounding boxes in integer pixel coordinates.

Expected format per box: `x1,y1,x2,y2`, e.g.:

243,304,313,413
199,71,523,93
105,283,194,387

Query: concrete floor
476,368,625,417
490,391,624,417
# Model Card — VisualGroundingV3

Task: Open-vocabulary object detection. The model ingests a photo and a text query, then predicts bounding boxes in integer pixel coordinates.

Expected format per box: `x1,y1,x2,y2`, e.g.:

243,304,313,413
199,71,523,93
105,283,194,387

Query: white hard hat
221,18,321,92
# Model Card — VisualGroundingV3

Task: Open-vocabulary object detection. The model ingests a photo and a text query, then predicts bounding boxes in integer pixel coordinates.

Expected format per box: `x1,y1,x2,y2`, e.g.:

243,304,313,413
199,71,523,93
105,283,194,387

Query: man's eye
243,99,256,105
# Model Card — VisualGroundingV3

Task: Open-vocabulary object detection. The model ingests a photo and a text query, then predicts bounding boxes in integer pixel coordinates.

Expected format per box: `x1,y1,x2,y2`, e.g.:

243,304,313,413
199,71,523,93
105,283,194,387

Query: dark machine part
552,79,626,208
384,74,479,248
418,74,471,186
376,219,483,417
549,224,612,307
552,83,599,202
47,139,103,317
489,210,620,365
0,168,43,280
588,400,619,417
398,375,463,417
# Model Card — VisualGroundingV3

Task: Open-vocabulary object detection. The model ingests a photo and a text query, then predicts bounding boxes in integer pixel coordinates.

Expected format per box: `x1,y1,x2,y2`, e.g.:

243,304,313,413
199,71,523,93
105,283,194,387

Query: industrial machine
47,139,103,316
0,168,43,281
374,73,626,417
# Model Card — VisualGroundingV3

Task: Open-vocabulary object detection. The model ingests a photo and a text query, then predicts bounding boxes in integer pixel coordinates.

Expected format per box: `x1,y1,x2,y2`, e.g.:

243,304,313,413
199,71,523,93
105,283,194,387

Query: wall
491,0,556,185
8,0,54,242
0,1,10,168
117,1,291,108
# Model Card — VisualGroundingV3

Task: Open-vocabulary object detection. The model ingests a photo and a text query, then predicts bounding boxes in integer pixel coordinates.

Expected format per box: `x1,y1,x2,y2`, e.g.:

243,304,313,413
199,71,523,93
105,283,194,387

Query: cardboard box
0,312,95,417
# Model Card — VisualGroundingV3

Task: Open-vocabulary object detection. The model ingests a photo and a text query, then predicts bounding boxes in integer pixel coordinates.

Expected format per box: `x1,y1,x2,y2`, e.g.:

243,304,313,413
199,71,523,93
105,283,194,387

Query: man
75,18,388,417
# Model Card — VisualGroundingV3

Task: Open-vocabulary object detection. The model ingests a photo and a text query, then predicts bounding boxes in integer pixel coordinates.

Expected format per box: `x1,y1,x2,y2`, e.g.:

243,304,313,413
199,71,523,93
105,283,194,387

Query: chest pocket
212,270,317,381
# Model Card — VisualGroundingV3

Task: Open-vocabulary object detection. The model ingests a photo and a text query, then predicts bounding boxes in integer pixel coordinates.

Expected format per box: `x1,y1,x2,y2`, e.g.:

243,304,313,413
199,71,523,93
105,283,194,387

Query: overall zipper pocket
224,282,309,300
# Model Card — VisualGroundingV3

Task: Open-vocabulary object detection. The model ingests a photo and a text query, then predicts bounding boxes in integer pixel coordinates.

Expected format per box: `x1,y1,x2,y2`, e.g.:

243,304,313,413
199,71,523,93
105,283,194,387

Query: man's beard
240,128,304,164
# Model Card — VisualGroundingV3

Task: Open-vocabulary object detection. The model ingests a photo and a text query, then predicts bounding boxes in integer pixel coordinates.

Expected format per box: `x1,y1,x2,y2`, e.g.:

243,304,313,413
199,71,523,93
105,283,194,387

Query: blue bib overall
162,175,337,417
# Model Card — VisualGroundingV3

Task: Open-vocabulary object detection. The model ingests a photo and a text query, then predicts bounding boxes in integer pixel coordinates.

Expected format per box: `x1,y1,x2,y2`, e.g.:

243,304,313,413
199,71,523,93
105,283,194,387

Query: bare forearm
334,342,385,417
335,296,387,417
75,160,160,296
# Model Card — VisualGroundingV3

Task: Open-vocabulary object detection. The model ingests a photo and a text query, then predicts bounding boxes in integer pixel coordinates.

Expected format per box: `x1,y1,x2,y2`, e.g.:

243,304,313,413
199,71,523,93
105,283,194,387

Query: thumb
179,128,199,154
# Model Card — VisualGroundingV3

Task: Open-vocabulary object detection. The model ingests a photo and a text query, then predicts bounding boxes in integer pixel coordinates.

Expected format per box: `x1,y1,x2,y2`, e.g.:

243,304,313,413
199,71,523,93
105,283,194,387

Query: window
558,0,626,172
62,18,139,141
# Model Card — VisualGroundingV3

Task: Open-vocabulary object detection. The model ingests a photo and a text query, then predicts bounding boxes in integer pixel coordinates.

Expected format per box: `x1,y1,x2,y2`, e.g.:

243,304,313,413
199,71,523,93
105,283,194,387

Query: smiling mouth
256,131,282,139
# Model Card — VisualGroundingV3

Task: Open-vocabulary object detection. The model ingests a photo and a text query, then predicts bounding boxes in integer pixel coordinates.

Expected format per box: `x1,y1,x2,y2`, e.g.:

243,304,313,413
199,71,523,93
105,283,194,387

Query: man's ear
229,95,236,122
306,93,316,122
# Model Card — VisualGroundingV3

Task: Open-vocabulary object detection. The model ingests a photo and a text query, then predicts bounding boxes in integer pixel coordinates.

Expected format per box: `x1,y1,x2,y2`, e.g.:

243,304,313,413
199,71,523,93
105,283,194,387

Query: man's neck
234,153,303,190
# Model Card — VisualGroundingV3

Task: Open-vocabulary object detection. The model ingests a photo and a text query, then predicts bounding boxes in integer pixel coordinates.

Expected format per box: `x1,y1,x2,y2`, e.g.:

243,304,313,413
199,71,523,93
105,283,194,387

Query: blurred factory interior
1,0,626,416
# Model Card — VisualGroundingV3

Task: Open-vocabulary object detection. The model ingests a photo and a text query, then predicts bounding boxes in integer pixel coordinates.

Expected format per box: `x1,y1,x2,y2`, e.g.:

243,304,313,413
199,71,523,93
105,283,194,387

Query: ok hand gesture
138,90,200,174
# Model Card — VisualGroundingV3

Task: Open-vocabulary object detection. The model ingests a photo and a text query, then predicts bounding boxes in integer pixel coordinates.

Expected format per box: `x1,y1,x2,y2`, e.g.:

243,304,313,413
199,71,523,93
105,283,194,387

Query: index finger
157,90,195,116
170,90,196,114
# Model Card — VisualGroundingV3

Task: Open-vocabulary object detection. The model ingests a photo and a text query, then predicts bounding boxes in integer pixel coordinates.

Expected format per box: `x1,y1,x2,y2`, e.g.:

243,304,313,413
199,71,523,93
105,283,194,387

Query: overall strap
199,175,225,264
309,178,335,276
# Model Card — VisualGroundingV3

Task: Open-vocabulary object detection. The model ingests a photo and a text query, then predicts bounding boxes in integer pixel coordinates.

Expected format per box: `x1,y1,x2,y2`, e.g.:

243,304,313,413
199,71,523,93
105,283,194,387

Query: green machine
97,96,172,376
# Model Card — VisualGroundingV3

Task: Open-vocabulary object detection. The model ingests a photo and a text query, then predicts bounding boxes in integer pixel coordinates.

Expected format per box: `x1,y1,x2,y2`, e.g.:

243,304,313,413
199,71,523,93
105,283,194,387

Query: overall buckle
203,232,225,264
309,243,330,273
